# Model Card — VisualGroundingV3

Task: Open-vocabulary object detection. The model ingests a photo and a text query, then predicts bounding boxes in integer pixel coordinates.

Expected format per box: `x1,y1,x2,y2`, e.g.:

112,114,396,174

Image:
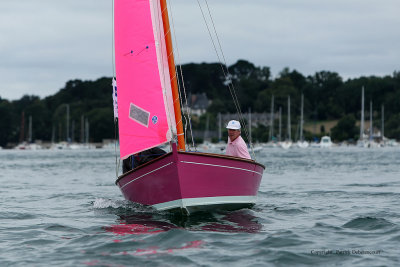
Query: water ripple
1,147,400,266
342,217,397,231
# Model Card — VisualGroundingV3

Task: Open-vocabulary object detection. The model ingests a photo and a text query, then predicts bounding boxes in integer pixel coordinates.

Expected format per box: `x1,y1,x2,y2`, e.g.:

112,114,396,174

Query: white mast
287,96,291,141
218,112,221,142
28,115,32,143
369,101,373,141
71,120,75,142
66,104,70,142
85,118,89,144
51,125,55,144
81,115,84,143
278,107,282,142
381,104,384,140
360,86,365,140
269,95,274,141
203,114,209,142
299,94,304,142
248,108,252,145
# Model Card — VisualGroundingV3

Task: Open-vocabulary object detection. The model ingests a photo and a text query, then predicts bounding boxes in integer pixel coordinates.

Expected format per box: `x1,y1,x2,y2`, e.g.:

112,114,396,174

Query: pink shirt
226,136,251,159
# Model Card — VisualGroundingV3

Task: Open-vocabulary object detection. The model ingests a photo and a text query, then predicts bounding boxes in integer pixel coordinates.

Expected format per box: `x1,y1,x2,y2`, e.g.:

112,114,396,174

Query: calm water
1,147,399,266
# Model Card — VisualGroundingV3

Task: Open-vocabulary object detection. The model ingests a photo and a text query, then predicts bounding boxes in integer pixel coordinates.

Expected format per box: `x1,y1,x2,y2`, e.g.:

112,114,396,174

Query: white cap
226,120,241,130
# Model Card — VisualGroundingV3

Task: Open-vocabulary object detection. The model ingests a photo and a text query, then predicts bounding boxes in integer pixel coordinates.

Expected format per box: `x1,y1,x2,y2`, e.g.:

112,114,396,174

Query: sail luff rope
111,0,115,78
155,0,177,151
197,0,256,159
111,0,121,178
167,0,196,150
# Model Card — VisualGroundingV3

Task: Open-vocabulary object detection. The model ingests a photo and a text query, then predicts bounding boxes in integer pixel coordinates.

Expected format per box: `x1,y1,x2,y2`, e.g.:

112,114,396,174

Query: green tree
0,100,14,146
385,114,400,139
331,115,358,141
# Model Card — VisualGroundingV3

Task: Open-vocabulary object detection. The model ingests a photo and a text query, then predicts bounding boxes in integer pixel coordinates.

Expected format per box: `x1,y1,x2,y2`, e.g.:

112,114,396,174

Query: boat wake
92,198,129,209
92,198,156,213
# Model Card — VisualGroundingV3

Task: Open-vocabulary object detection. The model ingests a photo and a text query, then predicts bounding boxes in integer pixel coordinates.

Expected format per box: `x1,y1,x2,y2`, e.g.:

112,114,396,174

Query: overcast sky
0,0,399,100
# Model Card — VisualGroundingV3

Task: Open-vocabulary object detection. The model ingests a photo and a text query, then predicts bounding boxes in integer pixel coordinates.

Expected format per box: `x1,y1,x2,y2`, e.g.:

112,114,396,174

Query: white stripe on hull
120,162,174,189
180,160,263,176
152,195,257,211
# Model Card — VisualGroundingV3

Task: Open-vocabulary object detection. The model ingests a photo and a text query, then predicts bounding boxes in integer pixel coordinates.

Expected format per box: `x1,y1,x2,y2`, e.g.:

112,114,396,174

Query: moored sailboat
113,0,265,215
280,96,292,149
356,86,367,147
296,94,309,148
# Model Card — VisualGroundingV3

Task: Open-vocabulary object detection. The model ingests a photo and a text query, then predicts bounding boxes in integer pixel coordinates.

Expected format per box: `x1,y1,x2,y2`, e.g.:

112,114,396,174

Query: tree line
0,60,399,147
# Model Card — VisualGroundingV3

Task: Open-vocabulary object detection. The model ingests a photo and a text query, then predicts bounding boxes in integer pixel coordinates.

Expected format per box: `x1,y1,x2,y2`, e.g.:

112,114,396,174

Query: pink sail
114,0,175,159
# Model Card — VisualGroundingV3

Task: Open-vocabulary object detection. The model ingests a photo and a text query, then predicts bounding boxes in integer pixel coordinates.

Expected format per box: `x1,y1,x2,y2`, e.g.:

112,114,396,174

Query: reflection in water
94,209,262,262
186,210,262,233
104,209,262,236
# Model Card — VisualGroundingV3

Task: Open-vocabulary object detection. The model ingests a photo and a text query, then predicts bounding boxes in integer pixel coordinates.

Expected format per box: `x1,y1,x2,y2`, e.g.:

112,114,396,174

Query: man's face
228,129,240,142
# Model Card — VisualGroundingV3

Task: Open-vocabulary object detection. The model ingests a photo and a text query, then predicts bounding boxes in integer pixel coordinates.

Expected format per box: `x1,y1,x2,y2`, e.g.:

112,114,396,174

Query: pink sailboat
113,0,265,215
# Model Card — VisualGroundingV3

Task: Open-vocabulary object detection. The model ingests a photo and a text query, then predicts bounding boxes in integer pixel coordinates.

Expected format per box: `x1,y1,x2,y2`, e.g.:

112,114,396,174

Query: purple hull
116,145,265,214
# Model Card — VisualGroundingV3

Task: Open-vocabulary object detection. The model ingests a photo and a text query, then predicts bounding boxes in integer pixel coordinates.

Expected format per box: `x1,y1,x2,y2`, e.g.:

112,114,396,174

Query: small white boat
320,136,333,148
297,140,309,148
14,142,42,150
280,140,292,149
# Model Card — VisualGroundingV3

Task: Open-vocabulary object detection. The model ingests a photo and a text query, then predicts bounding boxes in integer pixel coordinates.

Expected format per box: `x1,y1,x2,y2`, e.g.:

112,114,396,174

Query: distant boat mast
287,96,291,141
369,100,373,141
381,104,384,140
278,107,282,142
299,94,304,142
269,95,274,141
360,86,365,141
19,111,25,143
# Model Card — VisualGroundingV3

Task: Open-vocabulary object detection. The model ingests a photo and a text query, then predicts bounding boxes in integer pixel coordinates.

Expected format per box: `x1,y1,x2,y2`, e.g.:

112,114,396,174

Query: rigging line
203,0,255,159
165,3,185,122
197,0,255,159
203,0,246,132
196,0,242,121
195,0,240,116
177,65,196,150
159,2,182,147
203,0,249,135
167,0,196,150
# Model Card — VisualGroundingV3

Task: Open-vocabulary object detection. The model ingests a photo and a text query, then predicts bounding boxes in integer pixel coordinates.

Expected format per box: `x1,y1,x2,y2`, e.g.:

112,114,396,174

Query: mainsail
114,0,176,159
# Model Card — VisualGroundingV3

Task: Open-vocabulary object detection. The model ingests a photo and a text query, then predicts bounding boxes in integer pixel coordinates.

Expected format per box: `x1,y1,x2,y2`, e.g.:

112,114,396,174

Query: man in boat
225,120,251,159
122,147,166,173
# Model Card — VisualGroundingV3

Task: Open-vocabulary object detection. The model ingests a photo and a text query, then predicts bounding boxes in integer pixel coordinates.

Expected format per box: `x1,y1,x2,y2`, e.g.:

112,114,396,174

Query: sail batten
114,0,175,159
